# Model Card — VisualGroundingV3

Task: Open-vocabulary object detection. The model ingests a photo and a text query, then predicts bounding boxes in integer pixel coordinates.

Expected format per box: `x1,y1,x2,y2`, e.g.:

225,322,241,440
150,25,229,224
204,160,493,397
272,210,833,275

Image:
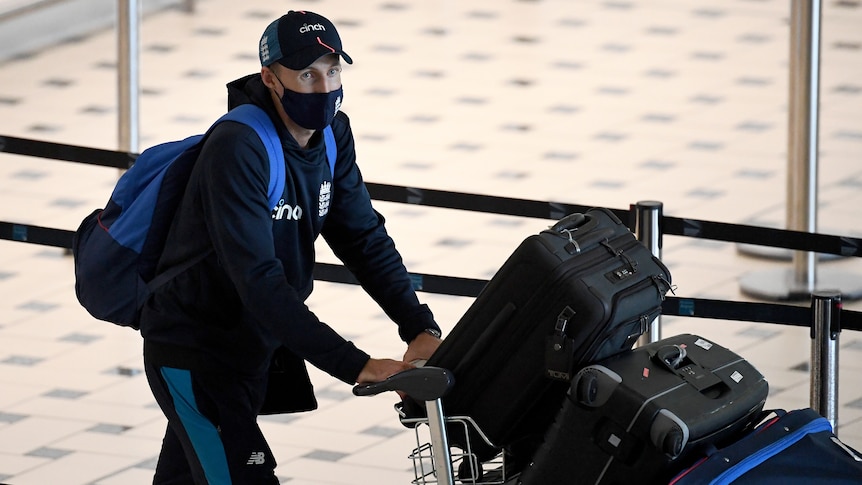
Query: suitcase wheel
577,372,599,405
649,409,690,459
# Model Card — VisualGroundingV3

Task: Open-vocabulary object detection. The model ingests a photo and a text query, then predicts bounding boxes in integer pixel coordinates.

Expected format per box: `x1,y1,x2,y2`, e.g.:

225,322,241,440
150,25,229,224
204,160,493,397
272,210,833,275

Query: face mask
274,75,343,130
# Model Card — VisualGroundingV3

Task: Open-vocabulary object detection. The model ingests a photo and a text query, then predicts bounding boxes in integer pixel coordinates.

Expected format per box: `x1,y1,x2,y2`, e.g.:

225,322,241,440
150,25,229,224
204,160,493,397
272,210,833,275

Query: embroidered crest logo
319,181,332,217
259,35,271,64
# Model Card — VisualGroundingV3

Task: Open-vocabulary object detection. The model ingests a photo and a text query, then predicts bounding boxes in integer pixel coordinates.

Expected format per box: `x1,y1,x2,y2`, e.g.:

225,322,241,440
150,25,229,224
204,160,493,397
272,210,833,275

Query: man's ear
260,66,277,90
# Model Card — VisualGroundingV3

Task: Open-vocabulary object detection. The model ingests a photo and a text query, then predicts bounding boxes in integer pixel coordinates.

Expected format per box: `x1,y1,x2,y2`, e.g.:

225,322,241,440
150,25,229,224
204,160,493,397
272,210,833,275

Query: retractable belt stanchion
810,291,841,431
739,0,862,301
635,200,664,345
118,0,140,156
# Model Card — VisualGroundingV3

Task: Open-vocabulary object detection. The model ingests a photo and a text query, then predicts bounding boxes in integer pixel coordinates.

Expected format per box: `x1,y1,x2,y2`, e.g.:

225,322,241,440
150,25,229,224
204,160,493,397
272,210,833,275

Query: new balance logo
247,451,266,465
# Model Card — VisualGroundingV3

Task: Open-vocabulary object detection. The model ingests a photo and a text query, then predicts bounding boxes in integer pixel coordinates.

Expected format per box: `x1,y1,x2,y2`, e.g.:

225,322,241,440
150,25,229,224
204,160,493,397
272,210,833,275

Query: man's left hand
403,331,442,365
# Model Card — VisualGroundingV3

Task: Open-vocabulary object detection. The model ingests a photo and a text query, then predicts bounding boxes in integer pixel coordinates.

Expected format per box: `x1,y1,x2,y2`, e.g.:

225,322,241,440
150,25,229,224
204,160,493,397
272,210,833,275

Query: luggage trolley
354,367,511,485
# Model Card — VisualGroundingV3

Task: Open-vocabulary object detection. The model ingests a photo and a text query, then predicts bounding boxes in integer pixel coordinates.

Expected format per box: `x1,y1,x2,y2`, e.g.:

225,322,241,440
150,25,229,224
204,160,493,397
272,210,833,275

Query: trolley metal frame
353,366,510,485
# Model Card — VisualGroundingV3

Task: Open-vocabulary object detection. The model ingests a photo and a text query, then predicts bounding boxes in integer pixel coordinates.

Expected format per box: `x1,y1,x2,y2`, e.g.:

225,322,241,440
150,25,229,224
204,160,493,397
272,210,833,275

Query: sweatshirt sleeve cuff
340,345,371,385
397,304,441,343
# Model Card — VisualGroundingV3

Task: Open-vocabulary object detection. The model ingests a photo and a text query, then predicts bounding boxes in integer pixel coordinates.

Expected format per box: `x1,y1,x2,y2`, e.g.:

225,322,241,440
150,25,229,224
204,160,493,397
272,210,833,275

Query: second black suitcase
519,333,769,485
415,208,673,463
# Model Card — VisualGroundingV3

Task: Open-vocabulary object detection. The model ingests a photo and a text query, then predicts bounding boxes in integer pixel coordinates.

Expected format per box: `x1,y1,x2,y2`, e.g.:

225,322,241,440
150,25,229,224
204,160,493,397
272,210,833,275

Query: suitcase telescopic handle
352,366,455,402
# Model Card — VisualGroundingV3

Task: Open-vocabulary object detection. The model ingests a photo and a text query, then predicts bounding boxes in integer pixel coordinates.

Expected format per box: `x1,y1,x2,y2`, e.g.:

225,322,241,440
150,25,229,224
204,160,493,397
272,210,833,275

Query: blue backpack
72,104,336,329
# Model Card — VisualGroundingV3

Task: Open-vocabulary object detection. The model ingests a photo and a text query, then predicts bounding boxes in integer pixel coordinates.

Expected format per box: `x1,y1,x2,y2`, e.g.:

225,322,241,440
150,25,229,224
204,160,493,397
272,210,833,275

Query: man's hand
356,358,413,385
403,331,442,365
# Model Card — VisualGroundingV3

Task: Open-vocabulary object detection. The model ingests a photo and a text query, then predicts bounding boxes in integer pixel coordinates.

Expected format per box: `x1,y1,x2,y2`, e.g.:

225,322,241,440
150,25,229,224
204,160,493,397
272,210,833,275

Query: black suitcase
519,333,769,485
414,208,673,464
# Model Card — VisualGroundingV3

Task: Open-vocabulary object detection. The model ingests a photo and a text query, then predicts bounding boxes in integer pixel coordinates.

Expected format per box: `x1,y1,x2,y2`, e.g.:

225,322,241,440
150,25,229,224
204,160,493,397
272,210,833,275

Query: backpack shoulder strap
146,106,285,294
323,125,336,177
214,105,337,205
217,104,285,210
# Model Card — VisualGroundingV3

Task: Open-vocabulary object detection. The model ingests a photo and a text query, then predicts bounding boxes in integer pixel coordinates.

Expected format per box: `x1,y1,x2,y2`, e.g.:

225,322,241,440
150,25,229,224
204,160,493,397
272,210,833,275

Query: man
139,10,443,484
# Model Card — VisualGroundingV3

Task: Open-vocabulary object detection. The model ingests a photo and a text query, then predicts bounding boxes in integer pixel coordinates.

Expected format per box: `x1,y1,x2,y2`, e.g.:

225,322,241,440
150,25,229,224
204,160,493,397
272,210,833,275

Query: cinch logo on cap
299,23,326,34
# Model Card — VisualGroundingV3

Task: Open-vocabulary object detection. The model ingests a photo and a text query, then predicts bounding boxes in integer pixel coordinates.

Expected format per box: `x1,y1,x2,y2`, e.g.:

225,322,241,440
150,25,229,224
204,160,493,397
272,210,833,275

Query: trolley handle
353,366,455,402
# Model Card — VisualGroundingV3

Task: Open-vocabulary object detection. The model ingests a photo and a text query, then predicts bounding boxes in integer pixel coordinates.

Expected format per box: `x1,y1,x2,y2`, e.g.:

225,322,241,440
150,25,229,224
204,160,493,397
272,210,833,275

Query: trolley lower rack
400,413,508,485
354,366,508,485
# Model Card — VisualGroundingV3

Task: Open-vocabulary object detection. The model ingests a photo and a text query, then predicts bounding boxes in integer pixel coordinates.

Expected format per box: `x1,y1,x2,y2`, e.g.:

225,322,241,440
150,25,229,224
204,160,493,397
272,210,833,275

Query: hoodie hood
227,73,286,115
226,73,304,150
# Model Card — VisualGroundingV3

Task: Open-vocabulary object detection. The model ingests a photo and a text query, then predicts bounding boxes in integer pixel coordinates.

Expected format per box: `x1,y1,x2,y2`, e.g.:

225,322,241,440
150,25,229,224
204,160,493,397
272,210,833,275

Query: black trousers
144,359,280,485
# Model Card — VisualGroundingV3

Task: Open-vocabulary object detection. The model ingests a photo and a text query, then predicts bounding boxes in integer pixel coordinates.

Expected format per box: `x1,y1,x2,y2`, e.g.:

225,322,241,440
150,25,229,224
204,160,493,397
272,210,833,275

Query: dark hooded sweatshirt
140,74,439,389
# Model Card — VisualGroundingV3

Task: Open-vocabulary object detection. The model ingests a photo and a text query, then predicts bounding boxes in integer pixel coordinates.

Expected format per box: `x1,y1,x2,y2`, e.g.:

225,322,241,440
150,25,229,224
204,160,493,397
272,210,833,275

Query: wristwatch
423,328,442,338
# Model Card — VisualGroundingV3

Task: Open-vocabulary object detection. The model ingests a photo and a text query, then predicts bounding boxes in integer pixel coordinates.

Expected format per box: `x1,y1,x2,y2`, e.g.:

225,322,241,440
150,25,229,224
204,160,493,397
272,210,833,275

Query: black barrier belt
0,135,133,169
3,221,862,332
313,262,488,298
365,183,607,222
663,297,807,327
311,261,862,333
662,216,862,258
365,183,862,257
662,296,862,333
4,134,862,256
0,221,74,249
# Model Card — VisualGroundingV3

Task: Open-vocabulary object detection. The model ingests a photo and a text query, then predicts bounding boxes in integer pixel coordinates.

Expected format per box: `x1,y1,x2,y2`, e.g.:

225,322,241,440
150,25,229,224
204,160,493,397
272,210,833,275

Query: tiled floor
1,0,862,483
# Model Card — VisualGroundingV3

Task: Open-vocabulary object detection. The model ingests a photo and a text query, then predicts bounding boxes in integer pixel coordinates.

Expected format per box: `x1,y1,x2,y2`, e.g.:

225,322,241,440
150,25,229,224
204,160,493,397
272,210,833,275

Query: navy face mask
275,76,343,131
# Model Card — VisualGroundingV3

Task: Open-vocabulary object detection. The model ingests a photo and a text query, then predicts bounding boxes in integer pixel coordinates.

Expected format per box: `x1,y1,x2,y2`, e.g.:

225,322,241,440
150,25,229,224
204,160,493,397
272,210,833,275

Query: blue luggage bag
669,407,862,484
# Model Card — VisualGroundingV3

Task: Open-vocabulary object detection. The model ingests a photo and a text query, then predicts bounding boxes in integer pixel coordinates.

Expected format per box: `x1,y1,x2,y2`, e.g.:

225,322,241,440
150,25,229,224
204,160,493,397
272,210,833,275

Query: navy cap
259,10,353,69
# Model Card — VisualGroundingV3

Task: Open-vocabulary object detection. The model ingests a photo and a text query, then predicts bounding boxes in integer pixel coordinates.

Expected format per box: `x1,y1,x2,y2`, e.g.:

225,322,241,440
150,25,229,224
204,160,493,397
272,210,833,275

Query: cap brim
277,46,353,70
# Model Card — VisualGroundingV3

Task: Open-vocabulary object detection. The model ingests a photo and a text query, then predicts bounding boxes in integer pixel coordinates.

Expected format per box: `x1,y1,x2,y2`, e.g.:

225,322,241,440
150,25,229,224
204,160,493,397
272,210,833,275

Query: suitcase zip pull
651,274,676,300
623,314,651,348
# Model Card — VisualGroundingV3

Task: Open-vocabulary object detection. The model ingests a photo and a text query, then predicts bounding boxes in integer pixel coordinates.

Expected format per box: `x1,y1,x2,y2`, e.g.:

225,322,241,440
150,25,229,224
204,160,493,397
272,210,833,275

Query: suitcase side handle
655,344,687,371
547,208,623,233
543,211,620,256
548,212,587,232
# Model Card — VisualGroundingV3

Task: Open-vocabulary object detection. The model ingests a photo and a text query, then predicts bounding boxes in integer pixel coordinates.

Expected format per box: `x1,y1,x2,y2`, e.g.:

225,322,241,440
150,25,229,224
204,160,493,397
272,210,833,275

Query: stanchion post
635,201,664,345
735,0,862,301
787,0,821,293
810,291,841,431
118,0,140,155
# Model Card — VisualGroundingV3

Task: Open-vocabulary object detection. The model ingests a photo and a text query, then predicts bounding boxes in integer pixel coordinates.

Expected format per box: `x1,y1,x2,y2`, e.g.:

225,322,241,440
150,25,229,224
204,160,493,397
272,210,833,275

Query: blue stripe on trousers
161,367,232,485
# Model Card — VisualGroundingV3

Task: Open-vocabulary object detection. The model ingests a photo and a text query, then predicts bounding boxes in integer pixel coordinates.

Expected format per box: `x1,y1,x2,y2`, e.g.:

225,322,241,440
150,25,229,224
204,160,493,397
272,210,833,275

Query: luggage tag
546,306,577,381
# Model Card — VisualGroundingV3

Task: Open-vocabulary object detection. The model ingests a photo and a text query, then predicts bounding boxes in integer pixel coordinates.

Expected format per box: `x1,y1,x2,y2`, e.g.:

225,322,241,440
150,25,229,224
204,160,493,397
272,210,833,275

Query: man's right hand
356,358,413,385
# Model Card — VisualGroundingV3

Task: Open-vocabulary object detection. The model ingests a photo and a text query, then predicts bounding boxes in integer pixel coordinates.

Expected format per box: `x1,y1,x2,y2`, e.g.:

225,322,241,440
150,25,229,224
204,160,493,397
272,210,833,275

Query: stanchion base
736,243,841,262
739,267,862,302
